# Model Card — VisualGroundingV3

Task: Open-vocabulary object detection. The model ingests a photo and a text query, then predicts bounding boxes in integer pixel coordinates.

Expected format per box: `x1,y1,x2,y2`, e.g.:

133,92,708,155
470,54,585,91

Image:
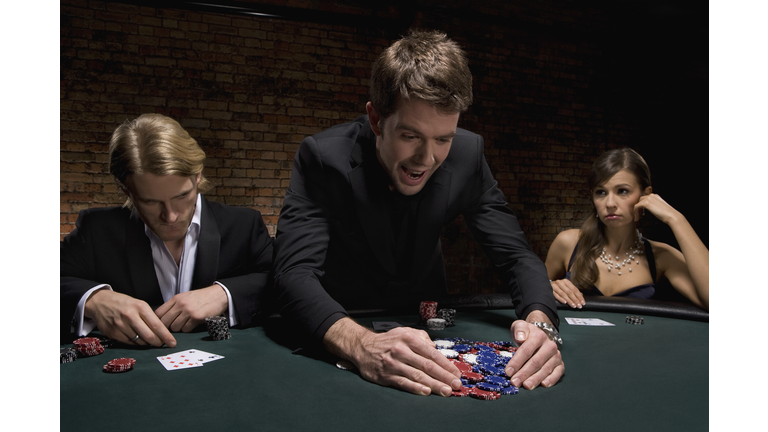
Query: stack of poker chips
73,337,105,357
205,316,232,340
103,357,136,373
433,338,520,400
626,315,644,325
437,308,456,327
60,347,78,364
419,301,438,324
427,318,446,330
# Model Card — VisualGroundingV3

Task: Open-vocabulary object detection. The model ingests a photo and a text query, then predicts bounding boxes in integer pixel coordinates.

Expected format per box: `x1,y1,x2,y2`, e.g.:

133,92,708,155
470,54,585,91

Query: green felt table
60,306,708,432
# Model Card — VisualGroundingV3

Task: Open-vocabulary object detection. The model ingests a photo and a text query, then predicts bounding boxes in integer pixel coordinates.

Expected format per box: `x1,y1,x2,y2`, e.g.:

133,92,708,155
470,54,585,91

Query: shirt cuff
521,303,560,331
213,281,237,327
73,284,112,336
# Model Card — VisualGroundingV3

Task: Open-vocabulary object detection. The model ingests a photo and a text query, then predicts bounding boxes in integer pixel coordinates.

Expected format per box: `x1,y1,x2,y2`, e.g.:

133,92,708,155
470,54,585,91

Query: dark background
60,0,708,297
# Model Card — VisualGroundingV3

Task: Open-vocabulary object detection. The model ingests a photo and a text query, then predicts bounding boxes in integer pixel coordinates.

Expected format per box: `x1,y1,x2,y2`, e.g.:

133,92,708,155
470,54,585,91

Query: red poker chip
76,345,105,357
450,359,472,374
468,387,501,400
451,386,472,397
73,337,102,346
103,364,132,373
461,371,484,383
103,358,136,373
108,358,136,367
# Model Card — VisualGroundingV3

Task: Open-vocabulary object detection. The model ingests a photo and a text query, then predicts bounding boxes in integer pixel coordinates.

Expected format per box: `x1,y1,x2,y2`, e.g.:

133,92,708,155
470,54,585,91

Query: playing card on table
565,317,615,326
157,349,224,371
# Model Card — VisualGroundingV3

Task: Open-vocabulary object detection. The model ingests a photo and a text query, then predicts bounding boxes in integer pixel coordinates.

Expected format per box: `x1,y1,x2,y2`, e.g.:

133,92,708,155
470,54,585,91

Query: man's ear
366,102,381,136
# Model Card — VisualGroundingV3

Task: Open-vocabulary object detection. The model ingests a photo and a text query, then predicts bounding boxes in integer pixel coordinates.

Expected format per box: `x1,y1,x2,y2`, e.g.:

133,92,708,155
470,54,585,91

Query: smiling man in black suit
273,30,564,397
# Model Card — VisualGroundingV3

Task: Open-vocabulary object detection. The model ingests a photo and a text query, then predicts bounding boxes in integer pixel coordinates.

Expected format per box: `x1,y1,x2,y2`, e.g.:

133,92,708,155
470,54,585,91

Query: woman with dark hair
544,148,709,310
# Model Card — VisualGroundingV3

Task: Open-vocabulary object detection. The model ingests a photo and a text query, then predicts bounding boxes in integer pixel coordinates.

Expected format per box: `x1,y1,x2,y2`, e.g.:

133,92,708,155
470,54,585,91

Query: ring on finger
131,334,140,343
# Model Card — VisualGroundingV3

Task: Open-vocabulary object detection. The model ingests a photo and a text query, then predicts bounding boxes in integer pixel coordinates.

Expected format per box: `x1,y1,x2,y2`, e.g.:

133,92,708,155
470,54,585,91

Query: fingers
551,279,584,308
636,193,678,224
156,287,228,333
358,328,462,397
118,304,177,348
85,290,176,348
505,321,563,390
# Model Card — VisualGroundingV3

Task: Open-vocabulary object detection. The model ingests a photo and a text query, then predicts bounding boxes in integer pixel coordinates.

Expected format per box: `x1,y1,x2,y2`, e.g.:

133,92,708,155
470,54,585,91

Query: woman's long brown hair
571,148,652,290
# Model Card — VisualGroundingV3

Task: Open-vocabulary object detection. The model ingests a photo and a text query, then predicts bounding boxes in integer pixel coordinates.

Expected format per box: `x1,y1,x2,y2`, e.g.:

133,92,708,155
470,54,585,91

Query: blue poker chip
480,365,508,377
501,385,519,395
484,375,510,387
474,344,495,352
491,341,515,348
453,344,471,354
476,382,503,392
476,353,505,367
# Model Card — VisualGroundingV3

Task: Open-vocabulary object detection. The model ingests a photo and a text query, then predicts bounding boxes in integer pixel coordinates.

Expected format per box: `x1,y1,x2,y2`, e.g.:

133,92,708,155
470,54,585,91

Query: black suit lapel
192,196,220,289
348,125,397,275
126,209,164,308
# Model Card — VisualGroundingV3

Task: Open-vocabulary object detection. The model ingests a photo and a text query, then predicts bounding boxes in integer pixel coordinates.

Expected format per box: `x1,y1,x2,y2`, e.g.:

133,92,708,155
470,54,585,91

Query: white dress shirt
72,194,236,336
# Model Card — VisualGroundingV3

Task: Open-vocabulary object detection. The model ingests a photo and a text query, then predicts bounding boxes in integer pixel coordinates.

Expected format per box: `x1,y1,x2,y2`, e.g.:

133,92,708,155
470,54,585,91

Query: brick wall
60,0,708,295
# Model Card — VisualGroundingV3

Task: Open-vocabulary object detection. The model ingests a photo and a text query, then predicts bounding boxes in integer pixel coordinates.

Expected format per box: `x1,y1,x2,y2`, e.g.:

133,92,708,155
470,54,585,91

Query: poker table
59,296,708,432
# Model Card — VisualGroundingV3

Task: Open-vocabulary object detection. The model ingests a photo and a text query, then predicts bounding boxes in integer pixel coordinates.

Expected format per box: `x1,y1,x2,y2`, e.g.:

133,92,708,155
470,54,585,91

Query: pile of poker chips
437,308,456,327
103,357,136,373
626,316,644,325
419,301,438,324
434,338,520,400
73,337,105,357
60,347,78,364
205,316,232,340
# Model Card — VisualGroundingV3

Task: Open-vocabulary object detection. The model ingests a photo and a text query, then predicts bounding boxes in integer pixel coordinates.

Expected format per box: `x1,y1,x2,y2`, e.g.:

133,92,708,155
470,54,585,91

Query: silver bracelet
531,321,563,348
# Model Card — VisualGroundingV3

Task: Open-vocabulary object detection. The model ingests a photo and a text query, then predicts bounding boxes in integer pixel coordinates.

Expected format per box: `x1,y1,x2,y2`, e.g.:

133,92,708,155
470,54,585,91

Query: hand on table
155,284,229,333
84,289,176,348
551,279,585,309
505,315,564,390
325,318,462,397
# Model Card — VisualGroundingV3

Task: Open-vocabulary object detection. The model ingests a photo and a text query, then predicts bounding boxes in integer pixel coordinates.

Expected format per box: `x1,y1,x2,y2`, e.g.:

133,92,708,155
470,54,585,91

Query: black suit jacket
274,116,558,344
60,195,273,342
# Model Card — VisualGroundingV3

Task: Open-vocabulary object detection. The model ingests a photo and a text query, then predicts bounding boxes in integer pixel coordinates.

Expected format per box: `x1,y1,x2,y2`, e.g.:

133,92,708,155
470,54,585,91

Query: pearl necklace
599,229,644,276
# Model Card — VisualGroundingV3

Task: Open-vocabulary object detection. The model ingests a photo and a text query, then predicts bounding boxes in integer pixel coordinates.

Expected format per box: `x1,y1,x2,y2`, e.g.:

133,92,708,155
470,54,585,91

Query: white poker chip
438,349,459,359
427,318,446,330
461,353,478,365
434,339,455,349
499,350,514,358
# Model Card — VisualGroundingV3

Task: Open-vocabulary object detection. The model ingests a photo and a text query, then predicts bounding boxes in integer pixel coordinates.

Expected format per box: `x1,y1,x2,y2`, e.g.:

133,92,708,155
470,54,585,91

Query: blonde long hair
108,113,211,208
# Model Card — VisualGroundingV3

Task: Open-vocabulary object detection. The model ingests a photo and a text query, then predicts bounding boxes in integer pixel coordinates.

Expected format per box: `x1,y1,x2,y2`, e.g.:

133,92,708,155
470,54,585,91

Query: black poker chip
98,336,115,348
626,316,644,325
205,316,232,340
60,347,78,364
